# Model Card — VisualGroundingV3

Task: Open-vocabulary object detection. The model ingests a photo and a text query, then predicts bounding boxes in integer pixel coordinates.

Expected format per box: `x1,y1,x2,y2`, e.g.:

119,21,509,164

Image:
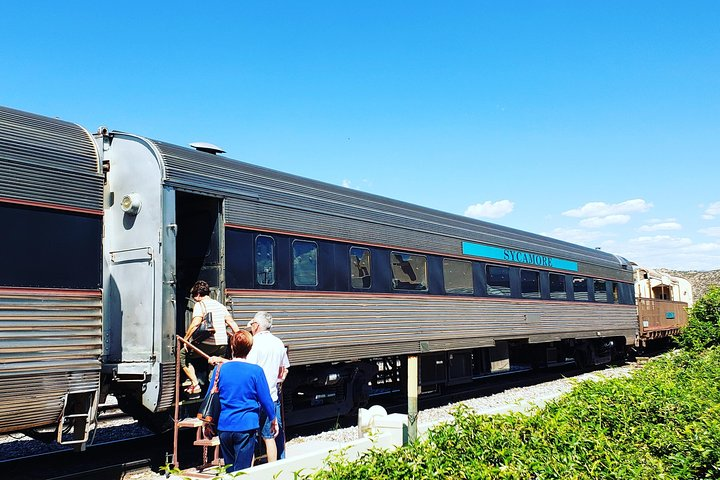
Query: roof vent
190,142,226,155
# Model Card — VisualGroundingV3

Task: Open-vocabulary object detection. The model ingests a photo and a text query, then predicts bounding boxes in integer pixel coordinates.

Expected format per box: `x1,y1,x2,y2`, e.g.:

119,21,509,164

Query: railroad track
0,429,201,480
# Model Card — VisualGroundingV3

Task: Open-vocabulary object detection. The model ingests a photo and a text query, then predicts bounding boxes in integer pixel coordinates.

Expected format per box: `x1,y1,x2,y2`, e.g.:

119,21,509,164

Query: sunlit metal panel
0,289,102,433
228,291,636,366
0,106,102,212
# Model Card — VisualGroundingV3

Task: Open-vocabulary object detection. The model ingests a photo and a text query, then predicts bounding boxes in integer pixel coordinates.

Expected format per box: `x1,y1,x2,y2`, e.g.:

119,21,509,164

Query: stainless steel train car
0,106,637,447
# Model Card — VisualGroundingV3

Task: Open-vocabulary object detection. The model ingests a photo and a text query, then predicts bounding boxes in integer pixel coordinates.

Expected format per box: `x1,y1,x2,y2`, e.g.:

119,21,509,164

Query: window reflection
255,235,275,286
293,240,318,286
350,247,371,289
486,265,511,296
391,252,427,291
443,259,473,294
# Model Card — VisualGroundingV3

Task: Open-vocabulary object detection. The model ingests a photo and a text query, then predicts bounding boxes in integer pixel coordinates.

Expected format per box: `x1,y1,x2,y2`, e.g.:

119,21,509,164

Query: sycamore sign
461,241,578,272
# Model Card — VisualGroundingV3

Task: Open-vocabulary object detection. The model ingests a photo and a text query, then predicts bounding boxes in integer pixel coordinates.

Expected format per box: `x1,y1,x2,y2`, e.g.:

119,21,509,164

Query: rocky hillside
658,269,720,301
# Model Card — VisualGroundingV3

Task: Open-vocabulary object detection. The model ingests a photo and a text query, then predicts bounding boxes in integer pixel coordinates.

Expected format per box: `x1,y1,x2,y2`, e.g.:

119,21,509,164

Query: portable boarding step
178,417,222,470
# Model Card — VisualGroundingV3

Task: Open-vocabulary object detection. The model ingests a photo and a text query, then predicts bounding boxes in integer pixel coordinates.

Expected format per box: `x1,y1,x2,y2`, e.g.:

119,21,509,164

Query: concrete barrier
242,410,408,479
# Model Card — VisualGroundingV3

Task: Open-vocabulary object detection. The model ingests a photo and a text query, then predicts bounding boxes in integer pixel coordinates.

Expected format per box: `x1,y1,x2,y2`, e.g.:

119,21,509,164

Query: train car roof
132,136,631,277
0,106,102,212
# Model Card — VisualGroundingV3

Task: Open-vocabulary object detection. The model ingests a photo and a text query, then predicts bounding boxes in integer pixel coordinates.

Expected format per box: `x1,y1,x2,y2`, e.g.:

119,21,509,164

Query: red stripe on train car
225,288,636,307
0,287,102,297
0,197,103,216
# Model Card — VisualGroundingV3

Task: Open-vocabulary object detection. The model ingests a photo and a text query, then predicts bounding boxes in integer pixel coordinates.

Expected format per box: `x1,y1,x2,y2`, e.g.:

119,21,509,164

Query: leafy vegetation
676,285,720,352
303,287,720,480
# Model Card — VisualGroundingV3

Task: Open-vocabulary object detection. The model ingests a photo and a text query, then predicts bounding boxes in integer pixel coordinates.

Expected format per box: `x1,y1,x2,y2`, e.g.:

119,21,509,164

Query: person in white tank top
180,280,241,394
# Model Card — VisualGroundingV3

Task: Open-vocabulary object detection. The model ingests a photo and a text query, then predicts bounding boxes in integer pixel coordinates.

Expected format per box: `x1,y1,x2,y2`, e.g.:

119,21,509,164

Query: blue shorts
259,400,282,439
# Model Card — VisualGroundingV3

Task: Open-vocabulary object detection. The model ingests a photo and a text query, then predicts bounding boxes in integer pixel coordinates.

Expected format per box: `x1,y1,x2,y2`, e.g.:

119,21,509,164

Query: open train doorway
174,191,225,336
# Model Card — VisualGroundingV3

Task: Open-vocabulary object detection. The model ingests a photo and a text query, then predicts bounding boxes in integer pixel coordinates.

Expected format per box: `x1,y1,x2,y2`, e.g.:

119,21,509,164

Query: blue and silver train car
0,105,637,444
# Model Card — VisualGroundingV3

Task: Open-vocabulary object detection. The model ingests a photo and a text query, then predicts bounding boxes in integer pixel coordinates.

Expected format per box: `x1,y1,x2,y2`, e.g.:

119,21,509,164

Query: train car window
255,235,276,285
573,277,589,301
520,269,540,298
390,252,427,291
486,265,511,296
443,259,473,294
0,203,101,289
612,282,620,303
350,247,372,289
292,240,318,287
549,273,567,299
594,279,608,303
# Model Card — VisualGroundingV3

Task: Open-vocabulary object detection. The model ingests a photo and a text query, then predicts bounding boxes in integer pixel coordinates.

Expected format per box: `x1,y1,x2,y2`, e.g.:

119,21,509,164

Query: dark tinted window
573,277,589,301
612,282,620,303
350,247,371,289
391,252,427,291
0,203,101,289
520,269,540,298
550,273,567,300
486,265,511,296
443,259,473,294
594,279,608,302
292,240,318,286
255,235,275,285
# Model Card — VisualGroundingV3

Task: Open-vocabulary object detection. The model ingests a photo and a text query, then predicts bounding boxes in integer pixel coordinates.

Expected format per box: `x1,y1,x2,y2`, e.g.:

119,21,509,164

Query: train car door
173,191,225,338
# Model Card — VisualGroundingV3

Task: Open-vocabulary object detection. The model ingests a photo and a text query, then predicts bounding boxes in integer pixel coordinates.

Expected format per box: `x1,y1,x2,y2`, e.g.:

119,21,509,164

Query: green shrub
305,348,720,480
677,286,720,352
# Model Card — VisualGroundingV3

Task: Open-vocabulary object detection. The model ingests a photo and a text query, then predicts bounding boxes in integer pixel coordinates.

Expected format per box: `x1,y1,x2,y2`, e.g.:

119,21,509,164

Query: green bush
305,349,720,480
676,285,720,352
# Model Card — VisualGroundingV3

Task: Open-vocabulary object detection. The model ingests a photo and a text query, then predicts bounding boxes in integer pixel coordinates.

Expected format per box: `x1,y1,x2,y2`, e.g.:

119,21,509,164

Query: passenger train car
0,106,637,448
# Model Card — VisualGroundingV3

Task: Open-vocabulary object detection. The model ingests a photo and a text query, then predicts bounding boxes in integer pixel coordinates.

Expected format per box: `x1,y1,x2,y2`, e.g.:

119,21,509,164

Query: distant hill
658,269,720,301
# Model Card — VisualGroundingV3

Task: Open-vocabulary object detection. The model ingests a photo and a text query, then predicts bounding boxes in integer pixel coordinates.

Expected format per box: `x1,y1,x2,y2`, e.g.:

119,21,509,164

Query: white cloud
341,178,372,190
562,199,653,218
579,215,631,228
638,221,682,232
544,225,720,270
702,201,720,220
693,242,720,252
464,200,514,219
700,227,720,237
629,235,693,248
618,235,720,270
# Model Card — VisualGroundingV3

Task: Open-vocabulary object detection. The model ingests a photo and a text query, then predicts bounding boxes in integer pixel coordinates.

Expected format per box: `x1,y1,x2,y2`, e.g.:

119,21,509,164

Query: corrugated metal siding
0,289,102,432
0,106,102,211
152,141,630,281
637,298,688,339
228,291,637,366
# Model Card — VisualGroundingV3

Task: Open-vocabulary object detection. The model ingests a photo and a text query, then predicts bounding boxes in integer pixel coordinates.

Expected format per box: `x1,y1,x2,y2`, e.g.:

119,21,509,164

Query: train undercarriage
278,337,627,426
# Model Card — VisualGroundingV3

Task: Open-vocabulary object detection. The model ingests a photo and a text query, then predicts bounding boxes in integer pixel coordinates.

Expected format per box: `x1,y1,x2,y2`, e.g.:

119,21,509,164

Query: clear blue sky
2,1,718,271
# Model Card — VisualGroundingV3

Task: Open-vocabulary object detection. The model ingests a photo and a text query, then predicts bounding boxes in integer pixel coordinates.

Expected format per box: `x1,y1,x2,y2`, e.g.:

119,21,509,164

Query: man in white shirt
246,311,289,462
